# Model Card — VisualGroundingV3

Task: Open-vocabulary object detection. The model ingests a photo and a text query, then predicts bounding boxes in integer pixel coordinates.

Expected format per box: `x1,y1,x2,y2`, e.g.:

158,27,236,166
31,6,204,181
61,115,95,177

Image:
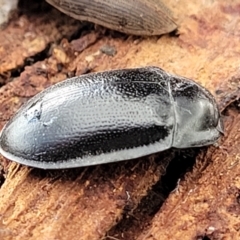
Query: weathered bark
0,0,239,239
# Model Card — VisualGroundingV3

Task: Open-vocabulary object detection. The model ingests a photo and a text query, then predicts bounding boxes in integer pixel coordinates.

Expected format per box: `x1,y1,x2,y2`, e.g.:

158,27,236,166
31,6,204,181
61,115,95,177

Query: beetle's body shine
0,67,223,169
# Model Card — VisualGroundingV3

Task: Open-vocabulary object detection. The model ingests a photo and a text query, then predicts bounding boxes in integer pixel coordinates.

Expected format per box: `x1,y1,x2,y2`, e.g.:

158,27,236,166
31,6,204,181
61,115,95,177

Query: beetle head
170,77,223,148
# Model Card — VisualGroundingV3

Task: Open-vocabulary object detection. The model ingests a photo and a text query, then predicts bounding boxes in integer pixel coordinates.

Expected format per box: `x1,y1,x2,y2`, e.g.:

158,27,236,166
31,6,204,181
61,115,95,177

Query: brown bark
0,0,239,239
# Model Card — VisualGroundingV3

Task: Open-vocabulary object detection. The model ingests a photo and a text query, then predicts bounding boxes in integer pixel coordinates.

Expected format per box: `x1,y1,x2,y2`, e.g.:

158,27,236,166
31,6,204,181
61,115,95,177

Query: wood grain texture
0,0,240,239
0,2,82,76
138,109,240,239
0,158,169,239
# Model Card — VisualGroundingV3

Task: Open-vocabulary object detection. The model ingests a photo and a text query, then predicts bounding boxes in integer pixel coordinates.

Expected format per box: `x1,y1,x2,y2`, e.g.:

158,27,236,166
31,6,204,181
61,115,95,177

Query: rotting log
0,0,240,239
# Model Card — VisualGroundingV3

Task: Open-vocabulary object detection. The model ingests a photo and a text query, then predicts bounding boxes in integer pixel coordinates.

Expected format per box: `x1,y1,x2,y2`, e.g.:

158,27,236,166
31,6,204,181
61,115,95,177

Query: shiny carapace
0,67,223,169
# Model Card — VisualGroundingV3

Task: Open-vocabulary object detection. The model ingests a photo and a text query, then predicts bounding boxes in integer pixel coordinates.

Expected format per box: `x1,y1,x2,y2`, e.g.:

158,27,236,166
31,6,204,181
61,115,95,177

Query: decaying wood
0,0,240,239
138,109,240,239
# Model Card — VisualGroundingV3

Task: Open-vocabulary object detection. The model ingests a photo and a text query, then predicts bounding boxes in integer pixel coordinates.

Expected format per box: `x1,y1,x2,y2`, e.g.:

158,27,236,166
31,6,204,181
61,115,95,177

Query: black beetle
0,67,223,169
